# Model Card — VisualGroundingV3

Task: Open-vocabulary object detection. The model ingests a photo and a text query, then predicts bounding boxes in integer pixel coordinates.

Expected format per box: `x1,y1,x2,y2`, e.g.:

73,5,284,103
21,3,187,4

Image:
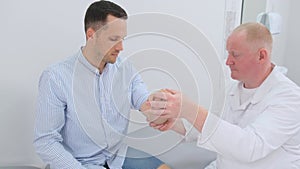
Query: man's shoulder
45,54,77,74
40,53,79,83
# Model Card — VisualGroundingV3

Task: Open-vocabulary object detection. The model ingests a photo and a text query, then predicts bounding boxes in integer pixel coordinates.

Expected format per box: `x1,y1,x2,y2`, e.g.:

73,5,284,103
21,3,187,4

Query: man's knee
157,164,171,169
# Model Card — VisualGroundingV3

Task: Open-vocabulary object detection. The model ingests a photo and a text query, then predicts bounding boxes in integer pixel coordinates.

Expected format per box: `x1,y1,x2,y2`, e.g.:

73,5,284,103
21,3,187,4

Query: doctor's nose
226,54,234,66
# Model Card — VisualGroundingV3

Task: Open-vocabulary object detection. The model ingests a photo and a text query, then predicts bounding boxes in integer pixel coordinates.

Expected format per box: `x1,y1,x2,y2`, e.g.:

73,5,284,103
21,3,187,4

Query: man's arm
33,70,86,169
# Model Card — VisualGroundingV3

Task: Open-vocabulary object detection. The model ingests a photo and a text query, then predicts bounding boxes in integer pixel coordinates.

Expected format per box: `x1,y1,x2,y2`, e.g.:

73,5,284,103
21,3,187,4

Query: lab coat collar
229,65,279,109
251,65,278,104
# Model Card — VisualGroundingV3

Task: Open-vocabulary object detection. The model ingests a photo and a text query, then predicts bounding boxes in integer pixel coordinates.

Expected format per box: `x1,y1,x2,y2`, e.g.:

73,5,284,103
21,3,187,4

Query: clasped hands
143,89,199,132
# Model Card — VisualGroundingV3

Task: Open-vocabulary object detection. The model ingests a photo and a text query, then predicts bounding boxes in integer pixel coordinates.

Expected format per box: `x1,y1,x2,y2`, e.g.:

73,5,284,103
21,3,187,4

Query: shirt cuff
136,93,150,110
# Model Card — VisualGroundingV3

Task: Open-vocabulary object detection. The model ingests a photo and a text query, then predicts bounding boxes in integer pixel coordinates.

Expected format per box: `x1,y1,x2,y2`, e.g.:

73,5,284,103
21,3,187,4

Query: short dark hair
84,0,128,32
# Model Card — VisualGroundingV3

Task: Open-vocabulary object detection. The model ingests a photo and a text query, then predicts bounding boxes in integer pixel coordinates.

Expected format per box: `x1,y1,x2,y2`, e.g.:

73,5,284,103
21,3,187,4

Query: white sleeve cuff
197,112,221,145
181,119,200,142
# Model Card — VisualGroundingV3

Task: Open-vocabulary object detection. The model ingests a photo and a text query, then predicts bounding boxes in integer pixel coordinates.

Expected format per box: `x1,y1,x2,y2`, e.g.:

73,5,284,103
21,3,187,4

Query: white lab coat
184,66,300,169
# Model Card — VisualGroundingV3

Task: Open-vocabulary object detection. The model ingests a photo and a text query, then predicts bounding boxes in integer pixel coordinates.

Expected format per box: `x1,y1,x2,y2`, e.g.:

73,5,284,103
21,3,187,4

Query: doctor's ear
258,48,268,61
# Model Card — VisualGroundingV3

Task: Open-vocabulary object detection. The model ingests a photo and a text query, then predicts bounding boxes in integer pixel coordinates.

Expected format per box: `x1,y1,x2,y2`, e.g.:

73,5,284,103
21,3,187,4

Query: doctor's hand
141,90,170,125
148,89,199,120
149,118,186,135
149,118,176,131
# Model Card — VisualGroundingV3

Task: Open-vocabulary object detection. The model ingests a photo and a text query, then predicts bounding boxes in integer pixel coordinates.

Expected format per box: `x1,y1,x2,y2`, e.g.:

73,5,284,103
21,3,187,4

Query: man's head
84,0,128,66
226,22,273,88
84,0,127,34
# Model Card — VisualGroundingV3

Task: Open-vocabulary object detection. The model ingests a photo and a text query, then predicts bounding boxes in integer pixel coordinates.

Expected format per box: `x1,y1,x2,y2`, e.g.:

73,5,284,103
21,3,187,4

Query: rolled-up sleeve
129,66,149,110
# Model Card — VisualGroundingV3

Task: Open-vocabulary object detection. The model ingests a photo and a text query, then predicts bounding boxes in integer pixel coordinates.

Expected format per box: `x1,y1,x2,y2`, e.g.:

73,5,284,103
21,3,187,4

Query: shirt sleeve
197,95,300,163
33,70,86,169
129,65,150,110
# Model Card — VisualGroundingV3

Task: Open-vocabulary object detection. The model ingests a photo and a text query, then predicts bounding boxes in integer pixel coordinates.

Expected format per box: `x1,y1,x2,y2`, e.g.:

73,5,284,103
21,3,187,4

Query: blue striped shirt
34,49,149,169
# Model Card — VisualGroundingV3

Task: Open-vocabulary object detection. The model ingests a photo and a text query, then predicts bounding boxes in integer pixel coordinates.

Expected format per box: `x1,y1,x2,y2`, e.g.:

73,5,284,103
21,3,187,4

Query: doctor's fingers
151,91,177,101
149,122,165,129
149,91,167,101
164,88,178,95
150,100,168,109
149,120,173,131
146,109,178,118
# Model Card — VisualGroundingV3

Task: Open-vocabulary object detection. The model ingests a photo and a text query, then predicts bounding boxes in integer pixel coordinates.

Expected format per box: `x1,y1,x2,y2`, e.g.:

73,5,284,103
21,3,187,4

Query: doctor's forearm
183,105,208,133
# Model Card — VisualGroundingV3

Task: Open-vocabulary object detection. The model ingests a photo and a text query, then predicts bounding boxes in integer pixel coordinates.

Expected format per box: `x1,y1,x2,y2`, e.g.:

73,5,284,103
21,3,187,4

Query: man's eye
109,37,119,41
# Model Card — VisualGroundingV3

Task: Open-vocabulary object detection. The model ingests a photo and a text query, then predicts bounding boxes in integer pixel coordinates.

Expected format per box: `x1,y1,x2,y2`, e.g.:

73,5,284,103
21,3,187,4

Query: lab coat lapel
228,66,277,111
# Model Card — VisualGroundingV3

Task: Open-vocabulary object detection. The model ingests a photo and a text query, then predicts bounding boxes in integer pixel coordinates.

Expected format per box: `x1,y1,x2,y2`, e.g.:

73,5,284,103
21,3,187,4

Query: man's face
94,15,127,65
225,31,259,82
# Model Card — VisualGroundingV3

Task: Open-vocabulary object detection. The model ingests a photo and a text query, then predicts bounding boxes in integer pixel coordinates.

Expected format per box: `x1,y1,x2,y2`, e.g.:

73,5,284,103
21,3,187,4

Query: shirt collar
77,48,100,75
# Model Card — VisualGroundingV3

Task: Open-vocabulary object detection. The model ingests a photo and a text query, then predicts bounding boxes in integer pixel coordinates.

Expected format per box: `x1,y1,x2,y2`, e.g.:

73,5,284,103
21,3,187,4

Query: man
148,23,300,169
33,1,170,169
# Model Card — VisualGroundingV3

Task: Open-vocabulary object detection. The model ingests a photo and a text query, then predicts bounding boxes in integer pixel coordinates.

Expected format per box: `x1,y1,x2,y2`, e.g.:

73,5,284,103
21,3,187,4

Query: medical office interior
0,0,299,168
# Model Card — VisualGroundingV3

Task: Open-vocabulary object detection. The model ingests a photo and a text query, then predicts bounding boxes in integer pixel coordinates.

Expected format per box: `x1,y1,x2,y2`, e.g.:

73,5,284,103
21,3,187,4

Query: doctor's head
84,0,128,65
225,22,273,88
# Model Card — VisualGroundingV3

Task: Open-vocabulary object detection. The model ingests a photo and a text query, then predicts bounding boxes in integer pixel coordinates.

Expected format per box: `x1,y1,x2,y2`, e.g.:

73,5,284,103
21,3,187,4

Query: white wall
0,0,93,167
242,0,266,23
113,0,226,57
0,0,226,167
283,0,300,85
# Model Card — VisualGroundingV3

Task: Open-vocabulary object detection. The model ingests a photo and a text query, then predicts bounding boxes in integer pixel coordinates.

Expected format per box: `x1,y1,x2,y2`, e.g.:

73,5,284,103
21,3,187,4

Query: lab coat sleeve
197,92,300,162
33,70,86,169
182,119,201,142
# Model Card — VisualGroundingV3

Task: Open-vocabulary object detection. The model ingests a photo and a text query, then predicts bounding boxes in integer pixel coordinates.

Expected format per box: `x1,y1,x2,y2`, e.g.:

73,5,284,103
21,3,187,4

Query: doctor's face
225,31,259,82
94,15,127,64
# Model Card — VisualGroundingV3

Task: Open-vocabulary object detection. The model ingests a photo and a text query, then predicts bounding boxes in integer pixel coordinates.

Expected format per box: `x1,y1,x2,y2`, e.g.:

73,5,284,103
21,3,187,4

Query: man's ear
258,48,268,62
86,28,95,40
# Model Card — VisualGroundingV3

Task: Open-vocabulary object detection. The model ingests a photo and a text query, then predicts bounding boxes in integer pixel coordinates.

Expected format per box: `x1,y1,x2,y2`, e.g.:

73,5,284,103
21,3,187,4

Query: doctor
148,22,300,169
